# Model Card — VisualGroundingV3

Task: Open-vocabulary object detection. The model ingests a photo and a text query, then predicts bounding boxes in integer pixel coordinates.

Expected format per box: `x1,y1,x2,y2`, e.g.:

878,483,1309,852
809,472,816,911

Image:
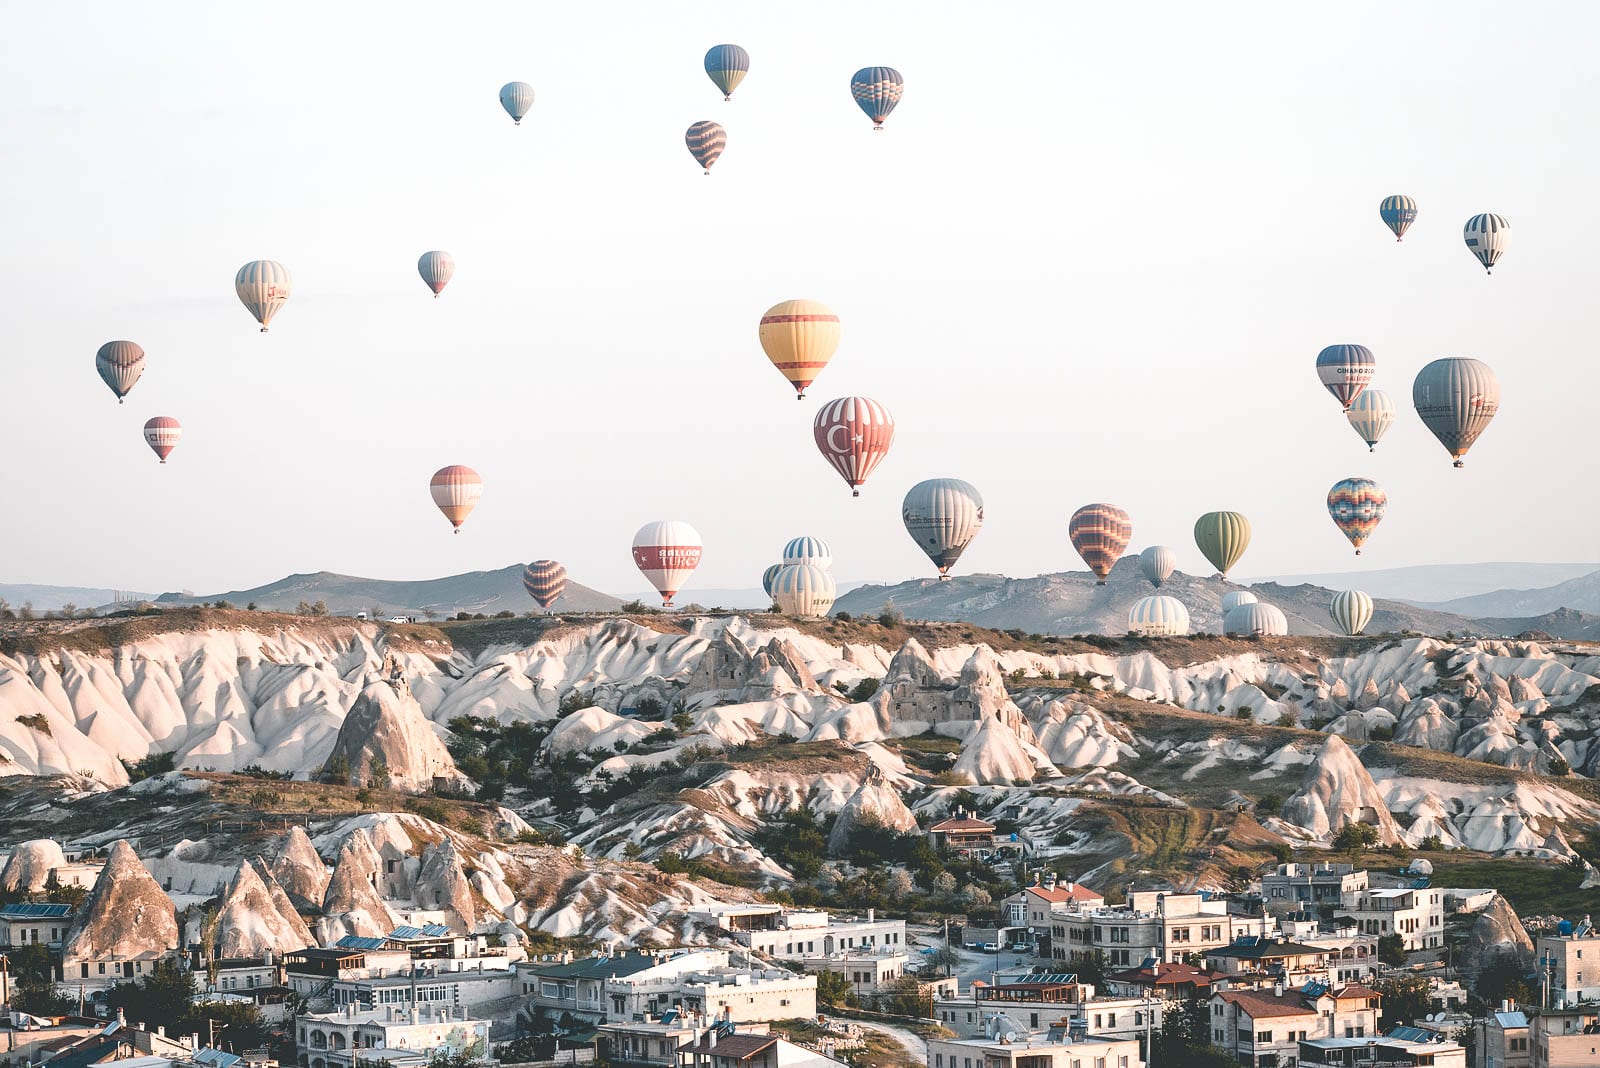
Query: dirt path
852,1019,927,1063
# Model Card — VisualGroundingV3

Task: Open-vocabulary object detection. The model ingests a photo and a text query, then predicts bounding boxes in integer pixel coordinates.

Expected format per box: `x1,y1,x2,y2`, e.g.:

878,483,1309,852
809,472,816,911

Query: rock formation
319,679,459,792
413,837,479,931
0,839,68,892
953,713,1041,785
272,825,331,911
214,860,314,957
827,765,919,855
1279,736,1401,844
62,840,178,965
321,840,396,941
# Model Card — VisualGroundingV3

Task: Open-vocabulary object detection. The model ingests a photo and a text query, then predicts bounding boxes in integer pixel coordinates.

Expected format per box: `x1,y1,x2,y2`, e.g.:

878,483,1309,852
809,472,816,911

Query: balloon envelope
759,300,839,398
235,260,292,332
783,536,833,571
1346,389,1395,452
1194,512,1251,578
1221,591,1258,614
522,560,567,609
1330,589,1374,636
762,564,784,599
143,416,181,463
500,82,534,123
632,520,703,607
1379,195,1417,241
1463,213,1510,273
851,66,904,128
1138,546,1177,589
430,465,482,532
704,44,749,99
903,478,983,579
1224,602,1287,637
1069,503,1132,584
813,396,894,496
417,251,455,296
773,563,836,618
1327,477,1387,554
1413,357,1500,467
685,121,726,173
1129,595,1189,637
96,340,145,402
1315,344,1375,410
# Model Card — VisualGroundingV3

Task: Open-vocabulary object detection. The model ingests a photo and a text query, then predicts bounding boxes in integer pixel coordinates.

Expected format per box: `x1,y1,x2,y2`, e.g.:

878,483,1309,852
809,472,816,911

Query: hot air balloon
1346,389,1395,452
782,536,833,571
632,520,702,608
143,417,181,463
759,300,839,399
1315,344,1375,411
685,121,726,174
1412,357,1500,467
813,396,894,497
1379,195,1417,241
235,260,291,332
418,251,455,297
1329,589,1374,636
1138,546,1177,589
1128,595,1189,637
1327,477,1387,555
902,478,983,580
772,563,836,618
704,44,749,100
1069,503,1132,585
762,564,783,599
1194,512,1251,579
500,82,534,124
1464,213,1510,273
95,341,144,403
1221,590,1258,614
522,560,567,610
850,66,903,130
430,465,482,533
1224,602,1287,637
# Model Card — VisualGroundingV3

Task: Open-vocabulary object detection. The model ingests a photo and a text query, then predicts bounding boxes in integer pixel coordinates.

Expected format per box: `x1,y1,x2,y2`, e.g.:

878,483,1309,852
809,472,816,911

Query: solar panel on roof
0,902,72,918
1236,935,1259,947
420,923,451,936
1387,1026,1430,1042
334,935,387,951
389,926,423,939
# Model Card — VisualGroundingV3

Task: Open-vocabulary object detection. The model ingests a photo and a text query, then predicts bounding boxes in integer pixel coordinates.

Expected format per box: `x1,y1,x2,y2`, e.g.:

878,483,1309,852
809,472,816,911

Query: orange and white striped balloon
143,417,182,464
758,299,839,399
430,465,482,533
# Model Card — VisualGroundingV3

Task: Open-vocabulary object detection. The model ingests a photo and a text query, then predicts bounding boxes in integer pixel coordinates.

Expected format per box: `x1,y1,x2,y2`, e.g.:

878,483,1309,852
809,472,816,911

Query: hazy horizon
4,2,1597,598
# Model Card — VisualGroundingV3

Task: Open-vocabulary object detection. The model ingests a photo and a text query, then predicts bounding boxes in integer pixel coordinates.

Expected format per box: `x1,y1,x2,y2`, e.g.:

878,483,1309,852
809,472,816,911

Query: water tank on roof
1559,920,1574,935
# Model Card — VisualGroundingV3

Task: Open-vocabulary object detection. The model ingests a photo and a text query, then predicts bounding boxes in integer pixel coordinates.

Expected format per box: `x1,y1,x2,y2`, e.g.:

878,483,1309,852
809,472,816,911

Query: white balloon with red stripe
143,416,181,464
813,396,895,497
632,520,703,608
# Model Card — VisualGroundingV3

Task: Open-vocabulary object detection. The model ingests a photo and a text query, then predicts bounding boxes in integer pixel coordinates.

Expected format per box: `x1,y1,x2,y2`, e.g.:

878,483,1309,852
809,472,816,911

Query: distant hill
155,565,622,616
0,584,154,613
1243,562,1600,604
831,556,1481,636
1426,570,1600,617
1467,607,1600,641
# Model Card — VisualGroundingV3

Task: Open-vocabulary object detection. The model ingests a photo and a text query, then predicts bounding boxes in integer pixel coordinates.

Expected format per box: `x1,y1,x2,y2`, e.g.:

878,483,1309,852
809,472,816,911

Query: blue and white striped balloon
500,82,534,124
1379,195,1417,241
772,563,836,618
1128,595,1189,636
762,563,783,599
782,536,833,571
1346,389,1395,452
1463,213,1510,273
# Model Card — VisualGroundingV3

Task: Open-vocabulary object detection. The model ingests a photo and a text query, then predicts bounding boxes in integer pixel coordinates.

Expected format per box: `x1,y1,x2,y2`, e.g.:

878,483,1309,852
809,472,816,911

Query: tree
1549,756,1571,776
367,755,391,790
6,943,71,1014
1377,973,1430,1028
878,601,904,628
1377,933,1407,966
932,871,958,895
962,886,992,909
192,999,272,1050
884,868,916,897
1475,950,1535,1006
106,958,196,1034
927,943,963,978
1420,834,1444,852
814,968,856,1007
1333,821,1379,859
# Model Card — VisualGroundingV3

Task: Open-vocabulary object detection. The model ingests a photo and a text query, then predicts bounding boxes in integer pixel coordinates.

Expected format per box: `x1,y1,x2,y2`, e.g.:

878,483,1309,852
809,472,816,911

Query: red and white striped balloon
143,417,182,463
430,466,482,533
813,396,895,497
631,520,702,608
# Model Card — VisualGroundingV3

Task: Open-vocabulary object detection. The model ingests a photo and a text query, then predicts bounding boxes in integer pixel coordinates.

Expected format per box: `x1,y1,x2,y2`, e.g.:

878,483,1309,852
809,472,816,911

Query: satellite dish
1004,1032,1017,1042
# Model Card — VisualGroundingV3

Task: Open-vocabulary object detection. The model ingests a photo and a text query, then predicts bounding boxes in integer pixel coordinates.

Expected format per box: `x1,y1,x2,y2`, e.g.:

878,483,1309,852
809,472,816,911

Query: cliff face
320,840,396,941
62,840,178,964
1280,736,1402,844
213,860,314,958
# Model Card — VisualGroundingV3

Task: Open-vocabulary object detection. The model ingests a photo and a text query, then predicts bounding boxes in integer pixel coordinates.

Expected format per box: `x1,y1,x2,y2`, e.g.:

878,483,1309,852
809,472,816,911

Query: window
1257,1031,1272,1043
936,1055,943,1066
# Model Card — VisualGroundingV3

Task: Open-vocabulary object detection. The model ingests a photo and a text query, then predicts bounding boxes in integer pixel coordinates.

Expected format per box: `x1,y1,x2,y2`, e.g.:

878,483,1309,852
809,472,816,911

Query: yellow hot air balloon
758,299,839,399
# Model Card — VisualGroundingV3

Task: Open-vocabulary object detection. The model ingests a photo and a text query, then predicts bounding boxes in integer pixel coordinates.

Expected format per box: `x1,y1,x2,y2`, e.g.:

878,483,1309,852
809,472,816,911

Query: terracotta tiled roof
1026,883,1102,903
1106,962,1216,988
929,817,995,833
685,1035,778,1061
1216,990,1317,1019
1332,984,1381,1000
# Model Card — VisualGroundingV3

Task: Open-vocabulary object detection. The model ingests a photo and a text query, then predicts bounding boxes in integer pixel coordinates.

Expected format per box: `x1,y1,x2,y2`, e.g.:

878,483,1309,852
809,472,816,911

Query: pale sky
2,1,1596,598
